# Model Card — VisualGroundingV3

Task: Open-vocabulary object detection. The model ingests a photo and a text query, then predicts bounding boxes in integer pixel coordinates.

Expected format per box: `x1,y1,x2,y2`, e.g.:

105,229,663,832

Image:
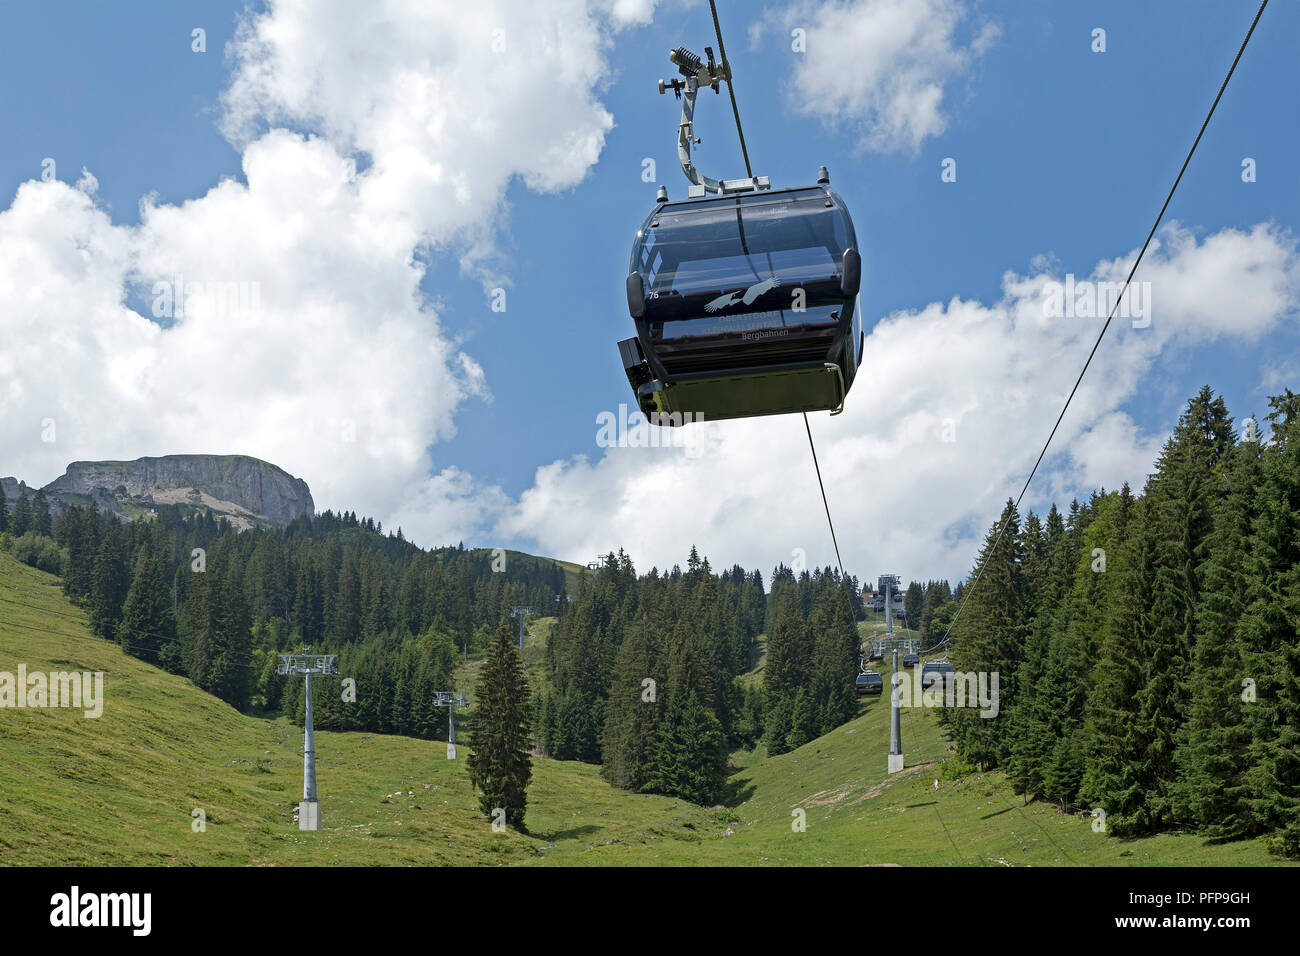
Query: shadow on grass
533,824,601,842
980,805,1017,820
719,779,757,808
718,769,757,808
855,697,883,716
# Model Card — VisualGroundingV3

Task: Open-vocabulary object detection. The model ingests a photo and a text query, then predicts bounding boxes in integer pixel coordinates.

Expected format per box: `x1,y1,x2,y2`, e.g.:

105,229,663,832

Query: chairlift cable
923,0,1269,655
706,0,846,582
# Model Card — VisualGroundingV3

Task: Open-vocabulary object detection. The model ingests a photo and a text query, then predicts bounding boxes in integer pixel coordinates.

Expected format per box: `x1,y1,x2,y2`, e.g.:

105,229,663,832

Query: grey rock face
31,455,314,527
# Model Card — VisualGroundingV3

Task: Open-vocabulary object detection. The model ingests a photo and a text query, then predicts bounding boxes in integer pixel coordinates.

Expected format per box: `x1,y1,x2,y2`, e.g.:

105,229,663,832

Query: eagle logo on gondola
703,275,780,313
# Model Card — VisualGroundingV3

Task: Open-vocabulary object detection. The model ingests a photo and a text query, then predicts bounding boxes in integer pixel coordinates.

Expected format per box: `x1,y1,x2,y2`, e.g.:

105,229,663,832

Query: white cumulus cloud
753,0,999,153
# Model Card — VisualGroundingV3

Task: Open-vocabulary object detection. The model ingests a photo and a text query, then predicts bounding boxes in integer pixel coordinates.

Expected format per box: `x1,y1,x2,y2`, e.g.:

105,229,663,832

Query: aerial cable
924,0,1269,655
705,0,847,583
708,0,752,179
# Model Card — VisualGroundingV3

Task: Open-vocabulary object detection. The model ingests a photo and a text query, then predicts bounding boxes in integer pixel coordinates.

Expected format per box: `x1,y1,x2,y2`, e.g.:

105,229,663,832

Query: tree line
0,500,563,732
944,386,1299,857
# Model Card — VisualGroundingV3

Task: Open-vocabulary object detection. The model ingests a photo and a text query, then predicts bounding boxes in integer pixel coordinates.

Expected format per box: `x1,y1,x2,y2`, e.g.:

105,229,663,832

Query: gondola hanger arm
657,46,765,197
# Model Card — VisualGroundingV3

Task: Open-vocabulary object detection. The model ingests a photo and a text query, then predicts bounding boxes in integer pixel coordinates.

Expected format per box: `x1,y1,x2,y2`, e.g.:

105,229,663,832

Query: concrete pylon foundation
299,799,321,831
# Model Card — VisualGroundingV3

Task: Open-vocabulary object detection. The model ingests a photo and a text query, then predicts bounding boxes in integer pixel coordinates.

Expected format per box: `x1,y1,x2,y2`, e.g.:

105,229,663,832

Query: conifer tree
1006,507,1066,796
90,518,130,638
32,489,52,537
62,503,100,599
1172,435,1261,836
949,499,1026,767
11,488,31,536
903,580,925,629
218,565,253,710
600,616,662,791
1040,495,1126,806
1081,497,1160,833
467,621,533,829
763,583,807,755
117,545,177,667
649,689,727,804
1131,388,1232,827
920,579,953,634
1244,395,1300,855
810,582,860,736
786,687,818,750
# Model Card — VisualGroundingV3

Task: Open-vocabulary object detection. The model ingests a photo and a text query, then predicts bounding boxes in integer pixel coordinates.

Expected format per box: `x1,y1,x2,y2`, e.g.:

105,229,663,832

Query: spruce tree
1006,506,1067,796
786,687,818,750
649,689,727,805
903,580,925,629
11,488,31,536
218,565,253,710
1138,388,1232,827
949,499,1027,767
763,584,807,755
116,545,177,667
0,484,8,532
600,616,662,791
1040,494,1127,806
810,582,860,736
1246,395,1300,855
90,518,130,638
63,503,100,599
32,489,52,537
1081,496,1160,833
467,620,533,829
920,580,953,634
1172,434,1260,837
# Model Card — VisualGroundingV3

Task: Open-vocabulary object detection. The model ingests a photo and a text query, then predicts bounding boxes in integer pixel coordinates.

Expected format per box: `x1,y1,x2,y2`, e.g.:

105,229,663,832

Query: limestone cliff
4,455,314,529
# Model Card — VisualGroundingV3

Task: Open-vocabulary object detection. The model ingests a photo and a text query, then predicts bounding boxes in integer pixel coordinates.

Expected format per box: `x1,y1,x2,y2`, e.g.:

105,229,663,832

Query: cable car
920,660,956,690
617,46,863,425
855,670,884,696
619,176,861,424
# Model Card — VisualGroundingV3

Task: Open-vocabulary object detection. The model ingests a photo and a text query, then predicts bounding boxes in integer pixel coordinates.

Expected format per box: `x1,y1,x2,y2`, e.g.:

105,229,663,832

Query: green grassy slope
0,553,1285,866
0,554,713,865
581,689,1277,866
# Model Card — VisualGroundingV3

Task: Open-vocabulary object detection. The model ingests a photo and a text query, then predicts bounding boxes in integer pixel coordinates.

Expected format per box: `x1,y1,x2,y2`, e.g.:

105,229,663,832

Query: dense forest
536,548,864,804
0,498,563,739
945,386,1300,857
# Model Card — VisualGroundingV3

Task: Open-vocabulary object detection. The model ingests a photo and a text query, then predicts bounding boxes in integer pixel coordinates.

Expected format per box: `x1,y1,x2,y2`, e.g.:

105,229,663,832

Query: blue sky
1,0,1296,582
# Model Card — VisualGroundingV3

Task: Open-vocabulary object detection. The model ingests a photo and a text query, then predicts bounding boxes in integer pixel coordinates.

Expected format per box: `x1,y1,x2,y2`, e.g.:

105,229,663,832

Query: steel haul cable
705,0,846,583
923,0,1270,655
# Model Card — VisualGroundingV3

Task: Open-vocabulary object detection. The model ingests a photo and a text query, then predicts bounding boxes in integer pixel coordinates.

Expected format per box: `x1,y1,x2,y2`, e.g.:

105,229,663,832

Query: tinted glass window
653,304,839,342
639,189,847,302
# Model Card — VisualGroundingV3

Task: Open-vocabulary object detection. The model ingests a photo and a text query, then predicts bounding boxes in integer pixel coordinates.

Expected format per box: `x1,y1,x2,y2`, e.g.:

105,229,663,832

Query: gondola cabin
618,177,862,424
855,671,883,696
